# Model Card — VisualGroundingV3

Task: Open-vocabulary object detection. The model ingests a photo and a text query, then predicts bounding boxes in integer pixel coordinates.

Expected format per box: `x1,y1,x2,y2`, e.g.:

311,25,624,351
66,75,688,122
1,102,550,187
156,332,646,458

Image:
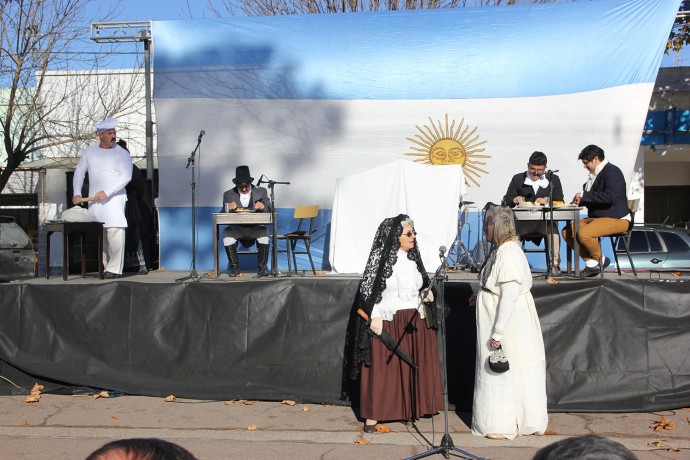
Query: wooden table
512,206,582,276
45,222,104,281
213,212,274,277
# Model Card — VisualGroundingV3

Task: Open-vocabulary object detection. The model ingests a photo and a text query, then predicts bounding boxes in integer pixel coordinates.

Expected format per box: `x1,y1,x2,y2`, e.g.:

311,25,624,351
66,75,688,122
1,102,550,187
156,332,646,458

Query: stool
46,222,104,281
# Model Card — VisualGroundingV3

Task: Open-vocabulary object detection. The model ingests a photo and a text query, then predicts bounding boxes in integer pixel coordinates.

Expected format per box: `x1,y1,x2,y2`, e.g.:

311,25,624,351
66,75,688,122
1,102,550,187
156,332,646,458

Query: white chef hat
95,117,118,133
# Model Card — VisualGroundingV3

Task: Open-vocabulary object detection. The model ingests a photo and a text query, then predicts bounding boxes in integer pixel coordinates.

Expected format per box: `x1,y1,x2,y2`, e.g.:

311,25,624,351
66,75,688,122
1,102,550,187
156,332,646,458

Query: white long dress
471,240,548,439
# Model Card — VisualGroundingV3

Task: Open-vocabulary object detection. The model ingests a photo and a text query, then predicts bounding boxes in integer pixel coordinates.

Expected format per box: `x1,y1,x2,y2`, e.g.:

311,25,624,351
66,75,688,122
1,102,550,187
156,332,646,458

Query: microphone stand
259,176,290,277
543,171,560,279
175,136,204,283
406,250,486,460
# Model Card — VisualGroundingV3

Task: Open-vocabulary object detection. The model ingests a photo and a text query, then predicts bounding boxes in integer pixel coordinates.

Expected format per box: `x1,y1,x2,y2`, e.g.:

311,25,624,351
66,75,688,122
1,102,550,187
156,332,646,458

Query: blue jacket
581,162,629,218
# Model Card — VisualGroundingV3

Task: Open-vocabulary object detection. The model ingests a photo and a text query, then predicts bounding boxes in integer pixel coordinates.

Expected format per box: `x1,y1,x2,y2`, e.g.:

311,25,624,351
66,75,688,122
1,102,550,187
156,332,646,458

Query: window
659,231,690,253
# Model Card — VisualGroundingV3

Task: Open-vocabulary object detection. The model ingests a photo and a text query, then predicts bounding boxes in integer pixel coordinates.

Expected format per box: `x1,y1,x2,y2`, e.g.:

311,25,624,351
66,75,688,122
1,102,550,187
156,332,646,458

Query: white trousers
103,227,126,274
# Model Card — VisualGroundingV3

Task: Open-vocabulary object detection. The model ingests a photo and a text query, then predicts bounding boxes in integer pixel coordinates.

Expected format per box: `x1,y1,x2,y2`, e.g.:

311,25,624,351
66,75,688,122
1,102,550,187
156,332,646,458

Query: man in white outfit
73,118,133,279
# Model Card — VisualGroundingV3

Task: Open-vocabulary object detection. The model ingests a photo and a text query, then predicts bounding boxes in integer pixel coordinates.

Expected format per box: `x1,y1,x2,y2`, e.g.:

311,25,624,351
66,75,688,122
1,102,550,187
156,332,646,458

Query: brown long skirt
359,308,444,422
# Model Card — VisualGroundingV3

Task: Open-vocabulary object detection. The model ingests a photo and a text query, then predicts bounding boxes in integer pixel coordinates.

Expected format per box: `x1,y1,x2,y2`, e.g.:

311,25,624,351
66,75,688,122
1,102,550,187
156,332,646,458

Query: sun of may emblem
405,114,491,187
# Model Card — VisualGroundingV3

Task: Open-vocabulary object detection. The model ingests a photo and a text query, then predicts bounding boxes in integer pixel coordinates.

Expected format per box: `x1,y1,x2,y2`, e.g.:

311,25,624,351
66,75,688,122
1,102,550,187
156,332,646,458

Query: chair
599,199,639,278
277,205,319,276
521,233,550,272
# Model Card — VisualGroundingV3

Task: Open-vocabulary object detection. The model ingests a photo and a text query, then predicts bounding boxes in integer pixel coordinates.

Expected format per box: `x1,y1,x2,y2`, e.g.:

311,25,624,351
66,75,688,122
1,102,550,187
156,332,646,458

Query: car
614,224,690,271
0,216,35,279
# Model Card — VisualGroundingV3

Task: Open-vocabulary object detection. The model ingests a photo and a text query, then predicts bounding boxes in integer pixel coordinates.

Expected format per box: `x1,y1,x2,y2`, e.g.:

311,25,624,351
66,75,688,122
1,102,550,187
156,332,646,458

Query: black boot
255,243,270,278
224,243,240,277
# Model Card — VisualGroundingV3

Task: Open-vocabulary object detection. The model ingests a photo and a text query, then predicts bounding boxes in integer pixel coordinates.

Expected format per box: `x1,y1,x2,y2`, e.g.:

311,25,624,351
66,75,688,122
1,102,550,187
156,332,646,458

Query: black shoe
601,256,611,270
363,422,377,433
255,243,270,278
104,271,122,279
138,266,148,275
580,265,601,278
224,244,240,277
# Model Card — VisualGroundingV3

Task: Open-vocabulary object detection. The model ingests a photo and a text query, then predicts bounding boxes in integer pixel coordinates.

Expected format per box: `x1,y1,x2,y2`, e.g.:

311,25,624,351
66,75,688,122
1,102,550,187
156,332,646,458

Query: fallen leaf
354,439,371,444
92,393,101,400
544,428,557,435
247,425,257,431
21,420,29,426
650,441,666,447
239,400,255,405
650,416,676,431
282,400,296,406
31,383,44,392
207,272,217,278
302,406,310,412
671,272,683,277
159,267,165,271
546,277,564,284
24,394,40,403
164,395,176,402
224,400,235,405
111,415,117,420
375,424,391,433
99,391,110,398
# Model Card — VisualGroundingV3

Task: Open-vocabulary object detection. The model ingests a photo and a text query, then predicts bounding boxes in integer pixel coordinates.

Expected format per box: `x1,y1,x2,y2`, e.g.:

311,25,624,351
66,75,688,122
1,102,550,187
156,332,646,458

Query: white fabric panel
329,160,462,274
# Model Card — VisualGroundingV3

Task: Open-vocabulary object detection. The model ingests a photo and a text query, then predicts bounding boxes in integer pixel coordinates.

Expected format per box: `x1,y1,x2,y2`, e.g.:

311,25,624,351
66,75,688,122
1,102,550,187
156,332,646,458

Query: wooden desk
213,212,274,277
46,222,104,281
513,206,582,276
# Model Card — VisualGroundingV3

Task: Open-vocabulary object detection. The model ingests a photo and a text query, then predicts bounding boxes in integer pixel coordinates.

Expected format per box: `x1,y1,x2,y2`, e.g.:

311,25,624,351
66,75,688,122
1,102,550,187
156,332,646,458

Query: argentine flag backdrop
152,0,679,273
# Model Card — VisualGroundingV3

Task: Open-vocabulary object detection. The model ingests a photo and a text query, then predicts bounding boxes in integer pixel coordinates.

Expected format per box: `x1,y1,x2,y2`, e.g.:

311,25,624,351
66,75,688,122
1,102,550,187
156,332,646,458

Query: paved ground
0,394,688,460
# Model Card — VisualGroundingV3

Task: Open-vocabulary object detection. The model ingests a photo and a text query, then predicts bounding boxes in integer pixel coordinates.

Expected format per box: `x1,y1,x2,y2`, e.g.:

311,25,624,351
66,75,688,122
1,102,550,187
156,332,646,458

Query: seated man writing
221,165,272,278
563,145,630,277
502,151,564,272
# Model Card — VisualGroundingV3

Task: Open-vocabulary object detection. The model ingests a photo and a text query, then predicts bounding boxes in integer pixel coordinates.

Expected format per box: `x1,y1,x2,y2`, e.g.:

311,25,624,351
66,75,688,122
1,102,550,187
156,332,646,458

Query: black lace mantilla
346,214,431,380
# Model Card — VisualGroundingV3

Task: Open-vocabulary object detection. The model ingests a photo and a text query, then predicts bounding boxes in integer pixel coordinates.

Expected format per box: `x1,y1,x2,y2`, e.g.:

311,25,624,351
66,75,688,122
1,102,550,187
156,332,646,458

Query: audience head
86,438,198,460
532,435,637,460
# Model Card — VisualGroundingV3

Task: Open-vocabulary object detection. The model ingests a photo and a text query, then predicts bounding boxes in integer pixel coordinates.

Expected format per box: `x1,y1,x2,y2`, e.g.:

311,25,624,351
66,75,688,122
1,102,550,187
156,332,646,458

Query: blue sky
110,0,211,22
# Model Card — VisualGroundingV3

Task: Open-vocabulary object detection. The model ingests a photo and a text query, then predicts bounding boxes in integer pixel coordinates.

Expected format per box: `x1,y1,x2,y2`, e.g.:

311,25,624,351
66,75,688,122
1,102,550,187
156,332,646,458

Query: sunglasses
403,230,417,238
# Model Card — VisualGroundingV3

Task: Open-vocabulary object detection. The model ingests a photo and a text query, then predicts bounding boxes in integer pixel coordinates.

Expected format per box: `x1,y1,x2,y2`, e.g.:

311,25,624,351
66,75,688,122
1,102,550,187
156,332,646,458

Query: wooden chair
277,205,319,276
600,199,639,278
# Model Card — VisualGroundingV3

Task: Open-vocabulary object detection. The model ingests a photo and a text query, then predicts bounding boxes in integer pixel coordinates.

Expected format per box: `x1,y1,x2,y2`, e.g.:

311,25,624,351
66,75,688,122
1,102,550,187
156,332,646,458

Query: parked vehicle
0,216,35,279
615,224,690,271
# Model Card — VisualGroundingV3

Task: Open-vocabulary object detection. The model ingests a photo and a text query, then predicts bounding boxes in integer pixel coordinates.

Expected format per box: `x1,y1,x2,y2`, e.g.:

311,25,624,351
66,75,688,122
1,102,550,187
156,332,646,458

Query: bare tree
206,0,558,17
0,0,143,193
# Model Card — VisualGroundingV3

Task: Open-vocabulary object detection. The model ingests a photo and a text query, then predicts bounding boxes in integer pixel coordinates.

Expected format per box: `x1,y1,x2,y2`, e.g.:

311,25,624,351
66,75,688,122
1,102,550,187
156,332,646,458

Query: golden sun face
405,114,491,187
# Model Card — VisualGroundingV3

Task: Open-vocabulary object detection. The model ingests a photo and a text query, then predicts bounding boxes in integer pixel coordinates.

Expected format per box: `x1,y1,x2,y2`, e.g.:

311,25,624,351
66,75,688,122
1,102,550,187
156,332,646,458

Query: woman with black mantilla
350,214,443,433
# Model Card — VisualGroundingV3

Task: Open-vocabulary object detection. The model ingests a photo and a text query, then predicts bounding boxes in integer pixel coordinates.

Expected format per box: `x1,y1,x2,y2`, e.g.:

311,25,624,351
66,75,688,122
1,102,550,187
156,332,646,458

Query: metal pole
143,32,154,197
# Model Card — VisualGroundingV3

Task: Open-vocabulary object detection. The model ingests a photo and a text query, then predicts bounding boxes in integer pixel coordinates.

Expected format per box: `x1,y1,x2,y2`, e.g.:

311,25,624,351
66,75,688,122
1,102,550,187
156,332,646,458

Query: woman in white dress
469,205,548,439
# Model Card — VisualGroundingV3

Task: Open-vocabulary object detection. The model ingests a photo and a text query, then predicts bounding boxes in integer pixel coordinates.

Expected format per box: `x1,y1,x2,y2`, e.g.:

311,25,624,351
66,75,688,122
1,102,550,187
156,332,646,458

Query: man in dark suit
503,151,564,272
563,145,630,277
222,165,272,277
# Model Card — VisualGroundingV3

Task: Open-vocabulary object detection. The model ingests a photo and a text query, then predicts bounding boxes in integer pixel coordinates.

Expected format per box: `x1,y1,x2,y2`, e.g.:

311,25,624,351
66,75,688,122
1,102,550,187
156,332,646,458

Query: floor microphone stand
260,177,290,277
175,136,203,283
405,250,486,460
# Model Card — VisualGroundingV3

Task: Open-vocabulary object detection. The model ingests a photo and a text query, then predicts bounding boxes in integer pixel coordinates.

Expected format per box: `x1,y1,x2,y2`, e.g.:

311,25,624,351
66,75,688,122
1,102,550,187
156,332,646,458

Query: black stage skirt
359,308,443,422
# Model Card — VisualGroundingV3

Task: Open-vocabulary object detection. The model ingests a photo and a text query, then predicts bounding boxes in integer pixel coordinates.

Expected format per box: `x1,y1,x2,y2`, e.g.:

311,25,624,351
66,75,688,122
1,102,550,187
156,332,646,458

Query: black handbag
488,345,509,373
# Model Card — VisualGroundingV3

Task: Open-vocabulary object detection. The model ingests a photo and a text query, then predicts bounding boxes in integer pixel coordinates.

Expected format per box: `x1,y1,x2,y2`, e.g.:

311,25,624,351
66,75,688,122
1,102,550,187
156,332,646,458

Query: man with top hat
221,165,272,277
73,117,133,279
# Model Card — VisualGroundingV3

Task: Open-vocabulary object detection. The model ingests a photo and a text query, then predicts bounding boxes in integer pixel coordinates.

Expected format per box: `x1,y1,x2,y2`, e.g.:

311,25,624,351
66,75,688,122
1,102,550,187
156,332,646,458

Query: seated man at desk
563,144,630,278
503,151,564,272
222,165,272,277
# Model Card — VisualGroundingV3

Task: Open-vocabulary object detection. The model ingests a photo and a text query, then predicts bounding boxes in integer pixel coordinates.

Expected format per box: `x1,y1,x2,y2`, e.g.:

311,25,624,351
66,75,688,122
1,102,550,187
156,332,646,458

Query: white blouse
371,250,425,321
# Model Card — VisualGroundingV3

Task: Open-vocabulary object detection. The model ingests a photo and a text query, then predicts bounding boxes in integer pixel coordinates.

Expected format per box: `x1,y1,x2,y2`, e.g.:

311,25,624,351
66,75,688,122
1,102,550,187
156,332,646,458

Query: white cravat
523,173,549,195
585,159,608,192
240,190,251,207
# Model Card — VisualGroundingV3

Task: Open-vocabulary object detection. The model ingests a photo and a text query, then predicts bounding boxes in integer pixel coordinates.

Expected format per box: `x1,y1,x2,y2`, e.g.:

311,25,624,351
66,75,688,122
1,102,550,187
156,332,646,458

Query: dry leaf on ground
281,400,296,406
649,441,681,452
671,272,683,277
224,400,235,405
239,400,255,405
302,406,310,412
650,416,676,431
21,420,29,426
247,425,257,431
544,428,557,435
375,424,391,433
546,277,564,284
24,394,40,403
164,395,176,402
354,439,371,444
111,415,117,420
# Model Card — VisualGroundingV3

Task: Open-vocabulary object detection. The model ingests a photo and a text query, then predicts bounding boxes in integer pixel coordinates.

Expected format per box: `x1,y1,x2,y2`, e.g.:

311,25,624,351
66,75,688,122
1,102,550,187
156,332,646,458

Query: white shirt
371,250,424,321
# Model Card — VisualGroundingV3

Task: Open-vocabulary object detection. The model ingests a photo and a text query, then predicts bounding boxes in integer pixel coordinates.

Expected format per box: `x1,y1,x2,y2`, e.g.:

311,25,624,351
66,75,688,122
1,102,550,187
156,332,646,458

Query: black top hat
233,165,254,185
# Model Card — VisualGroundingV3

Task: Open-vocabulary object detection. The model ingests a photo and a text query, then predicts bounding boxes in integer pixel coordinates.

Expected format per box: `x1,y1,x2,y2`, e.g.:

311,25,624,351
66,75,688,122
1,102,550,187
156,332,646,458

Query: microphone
439,245,447,260
540,169,559,179
197,130,205,142
257,174,265,186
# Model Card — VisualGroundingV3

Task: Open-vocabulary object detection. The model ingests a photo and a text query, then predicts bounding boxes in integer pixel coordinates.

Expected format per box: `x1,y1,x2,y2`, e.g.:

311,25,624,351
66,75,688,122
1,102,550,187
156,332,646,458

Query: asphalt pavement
0,394,688,459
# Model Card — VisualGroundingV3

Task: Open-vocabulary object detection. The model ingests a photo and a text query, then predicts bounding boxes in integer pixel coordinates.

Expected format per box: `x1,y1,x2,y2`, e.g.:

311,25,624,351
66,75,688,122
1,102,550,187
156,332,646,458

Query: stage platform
1,268,689,413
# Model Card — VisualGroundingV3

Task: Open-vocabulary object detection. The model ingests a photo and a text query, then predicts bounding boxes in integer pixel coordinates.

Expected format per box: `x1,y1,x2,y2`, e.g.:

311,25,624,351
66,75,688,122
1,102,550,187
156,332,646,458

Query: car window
659,231,690,253
627,230,649,252
648,231,663,251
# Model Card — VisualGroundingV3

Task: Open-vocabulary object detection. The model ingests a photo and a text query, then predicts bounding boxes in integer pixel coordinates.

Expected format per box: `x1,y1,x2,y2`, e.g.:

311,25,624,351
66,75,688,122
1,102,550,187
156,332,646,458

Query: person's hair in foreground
86,438,198,460
532,434,637,460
